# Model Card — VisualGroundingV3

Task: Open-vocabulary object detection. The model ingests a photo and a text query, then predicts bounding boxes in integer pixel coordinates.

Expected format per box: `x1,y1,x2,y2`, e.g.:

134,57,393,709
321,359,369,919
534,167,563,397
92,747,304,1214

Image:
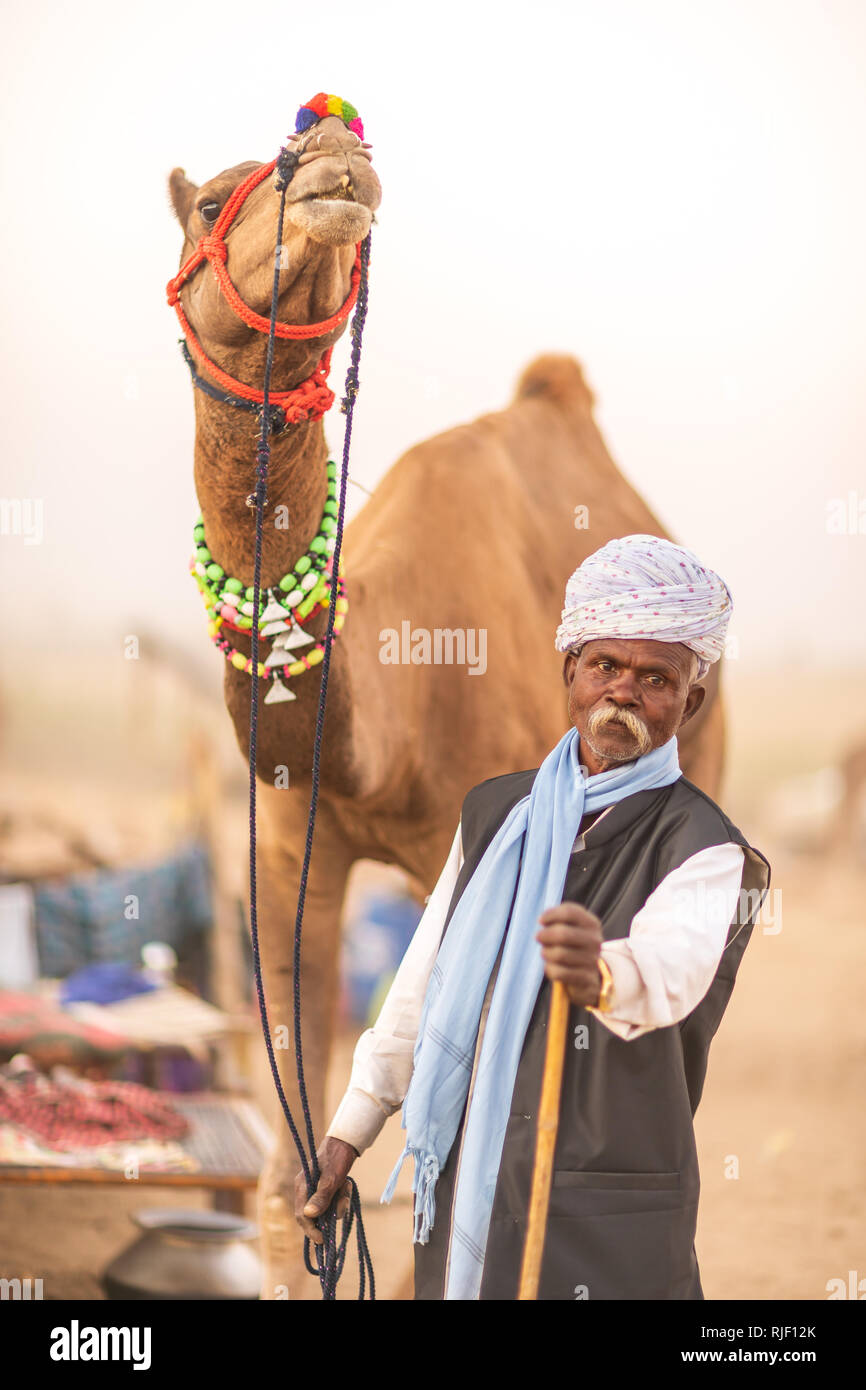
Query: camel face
168,116,380,350
284,114,381,245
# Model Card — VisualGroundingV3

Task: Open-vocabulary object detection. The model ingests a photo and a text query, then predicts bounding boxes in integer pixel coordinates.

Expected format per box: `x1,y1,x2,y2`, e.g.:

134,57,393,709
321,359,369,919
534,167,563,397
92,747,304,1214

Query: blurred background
0,0,864,1300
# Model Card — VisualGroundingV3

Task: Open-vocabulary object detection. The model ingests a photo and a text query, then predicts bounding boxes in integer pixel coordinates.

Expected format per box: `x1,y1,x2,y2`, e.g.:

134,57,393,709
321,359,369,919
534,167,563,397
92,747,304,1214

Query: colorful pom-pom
295,107,318,134
295,92,364,141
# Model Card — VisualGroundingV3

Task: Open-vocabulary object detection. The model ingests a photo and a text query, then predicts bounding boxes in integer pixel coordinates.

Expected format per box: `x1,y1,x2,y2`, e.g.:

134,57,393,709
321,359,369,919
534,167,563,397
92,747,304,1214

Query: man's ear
562,651,577,687
168,167,198,227
678,683,706,729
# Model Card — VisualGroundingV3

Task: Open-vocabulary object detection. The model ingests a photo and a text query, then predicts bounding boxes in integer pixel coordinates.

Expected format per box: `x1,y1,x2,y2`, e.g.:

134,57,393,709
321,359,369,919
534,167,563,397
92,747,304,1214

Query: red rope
175,300,337,420
166,158,361,418
209,254,360,339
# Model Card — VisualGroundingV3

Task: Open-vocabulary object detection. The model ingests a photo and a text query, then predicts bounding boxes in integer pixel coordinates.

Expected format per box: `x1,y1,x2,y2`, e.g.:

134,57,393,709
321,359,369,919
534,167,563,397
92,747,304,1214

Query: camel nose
288,132,381,217
296,115,373,163
304,116,346,145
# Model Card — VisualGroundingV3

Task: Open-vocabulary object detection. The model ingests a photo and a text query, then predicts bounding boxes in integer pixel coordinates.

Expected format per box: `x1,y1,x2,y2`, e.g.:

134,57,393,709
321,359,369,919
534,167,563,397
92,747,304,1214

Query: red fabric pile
0,1063,188,1150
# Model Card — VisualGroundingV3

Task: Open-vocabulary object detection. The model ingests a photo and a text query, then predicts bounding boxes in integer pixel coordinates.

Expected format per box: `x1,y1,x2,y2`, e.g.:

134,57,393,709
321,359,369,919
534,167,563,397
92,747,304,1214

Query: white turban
554,534,733,679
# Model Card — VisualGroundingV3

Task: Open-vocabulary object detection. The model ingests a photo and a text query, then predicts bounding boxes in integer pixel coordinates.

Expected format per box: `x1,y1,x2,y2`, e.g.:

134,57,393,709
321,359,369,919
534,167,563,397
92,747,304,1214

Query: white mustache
586,705,652,755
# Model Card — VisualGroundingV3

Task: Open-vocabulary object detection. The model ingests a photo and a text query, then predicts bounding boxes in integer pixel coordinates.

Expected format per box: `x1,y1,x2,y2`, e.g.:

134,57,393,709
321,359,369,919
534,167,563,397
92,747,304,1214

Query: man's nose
605,671,641,704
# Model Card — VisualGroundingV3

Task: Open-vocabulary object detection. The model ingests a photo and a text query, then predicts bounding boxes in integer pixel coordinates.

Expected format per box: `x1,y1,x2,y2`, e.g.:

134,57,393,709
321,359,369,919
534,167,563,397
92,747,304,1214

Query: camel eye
198,201,220,225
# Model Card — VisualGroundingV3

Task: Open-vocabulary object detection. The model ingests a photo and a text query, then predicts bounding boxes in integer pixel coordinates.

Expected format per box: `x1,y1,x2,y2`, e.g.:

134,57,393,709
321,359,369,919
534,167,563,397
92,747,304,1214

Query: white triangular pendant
260,619,291,638
274,620,315,651
261,598,291,624
264,647,290,669
264,677,297,704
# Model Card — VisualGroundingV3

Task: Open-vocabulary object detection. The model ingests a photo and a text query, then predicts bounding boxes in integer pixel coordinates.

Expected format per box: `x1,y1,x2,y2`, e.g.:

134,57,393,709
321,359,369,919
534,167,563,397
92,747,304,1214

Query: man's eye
198,201,221,225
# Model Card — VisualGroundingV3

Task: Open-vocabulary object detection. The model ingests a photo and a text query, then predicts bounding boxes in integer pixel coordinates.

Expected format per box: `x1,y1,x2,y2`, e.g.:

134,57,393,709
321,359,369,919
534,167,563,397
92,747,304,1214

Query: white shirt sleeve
325,822,464,1154
327,830,747,1146
588,842,746,1041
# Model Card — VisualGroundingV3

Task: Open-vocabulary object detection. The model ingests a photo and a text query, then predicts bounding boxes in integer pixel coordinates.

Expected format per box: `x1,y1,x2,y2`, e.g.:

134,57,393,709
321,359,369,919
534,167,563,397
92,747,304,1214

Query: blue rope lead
246,142,375,1300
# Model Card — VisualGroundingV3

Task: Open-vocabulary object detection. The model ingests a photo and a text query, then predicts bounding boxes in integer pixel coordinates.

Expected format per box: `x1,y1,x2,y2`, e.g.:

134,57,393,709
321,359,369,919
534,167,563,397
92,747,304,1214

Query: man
295,534,770,1300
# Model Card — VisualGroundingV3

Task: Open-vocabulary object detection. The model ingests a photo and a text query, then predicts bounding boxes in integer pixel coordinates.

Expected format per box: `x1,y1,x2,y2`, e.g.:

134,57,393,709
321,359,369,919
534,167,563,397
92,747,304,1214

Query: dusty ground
1,657,864,1300
694,845,866,1299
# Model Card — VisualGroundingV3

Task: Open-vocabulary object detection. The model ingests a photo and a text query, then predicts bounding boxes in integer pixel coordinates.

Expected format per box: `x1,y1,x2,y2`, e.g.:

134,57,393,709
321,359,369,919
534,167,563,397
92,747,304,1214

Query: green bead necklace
191,461,340,633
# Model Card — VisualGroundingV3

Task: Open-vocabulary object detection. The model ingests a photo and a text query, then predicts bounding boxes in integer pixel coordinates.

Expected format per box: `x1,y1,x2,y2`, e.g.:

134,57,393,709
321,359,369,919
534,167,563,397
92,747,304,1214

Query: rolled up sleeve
326,822,464,1153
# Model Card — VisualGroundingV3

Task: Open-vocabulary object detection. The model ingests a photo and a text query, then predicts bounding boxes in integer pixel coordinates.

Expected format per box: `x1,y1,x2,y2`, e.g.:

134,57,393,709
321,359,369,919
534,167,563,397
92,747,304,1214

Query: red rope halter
166,159,362,423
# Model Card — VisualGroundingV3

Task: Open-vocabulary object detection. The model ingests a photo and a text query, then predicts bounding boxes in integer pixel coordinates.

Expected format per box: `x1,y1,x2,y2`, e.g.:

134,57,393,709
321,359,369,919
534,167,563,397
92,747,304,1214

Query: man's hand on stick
536,902,604,1007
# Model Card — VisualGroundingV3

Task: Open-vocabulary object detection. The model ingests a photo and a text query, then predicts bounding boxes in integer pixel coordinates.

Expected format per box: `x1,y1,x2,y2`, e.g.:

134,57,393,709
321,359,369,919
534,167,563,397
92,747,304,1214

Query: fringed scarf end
411,1150,440,1245
381,1143,441,1246
380,1140,410,1206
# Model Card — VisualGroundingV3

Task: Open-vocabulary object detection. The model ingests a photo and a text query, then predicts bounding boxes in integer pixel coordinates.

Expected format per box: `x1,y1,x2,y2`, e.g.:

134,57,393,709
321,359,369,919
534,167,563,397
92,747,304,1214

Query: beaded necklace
191,460,348,704
192,462,339,626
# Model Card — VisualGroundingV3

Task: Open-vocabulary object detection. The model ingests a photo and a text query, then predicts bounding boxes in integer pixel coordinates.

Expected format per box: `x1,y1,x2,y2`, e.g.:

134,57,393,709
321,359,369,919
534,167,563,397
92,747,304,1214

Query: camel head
168,115,381,376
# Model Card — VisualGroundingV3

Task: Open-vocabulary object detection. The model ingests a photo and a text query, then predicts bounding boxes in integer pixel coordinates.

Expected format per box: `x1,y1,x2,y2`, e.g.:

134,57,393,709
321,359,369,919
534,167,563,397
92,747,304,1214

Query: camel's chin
284,200,372,246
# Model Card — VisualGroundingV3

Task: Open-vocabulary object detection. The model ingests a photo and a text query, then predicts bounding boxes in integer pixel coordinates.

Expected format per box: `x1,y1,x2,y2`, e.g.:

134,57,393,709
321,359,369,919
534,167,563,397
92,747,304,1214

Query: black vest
413,770,770,1301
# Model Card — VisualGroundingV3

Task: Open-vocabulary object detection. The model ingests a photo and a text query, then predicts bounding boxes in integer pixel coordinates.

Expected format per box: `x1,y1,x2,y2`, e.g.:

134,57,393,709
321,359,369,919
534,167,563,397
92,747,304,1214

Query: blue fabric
342,891,424,1024
59,962,158,1006
33,844,211,978
381,726,682,1300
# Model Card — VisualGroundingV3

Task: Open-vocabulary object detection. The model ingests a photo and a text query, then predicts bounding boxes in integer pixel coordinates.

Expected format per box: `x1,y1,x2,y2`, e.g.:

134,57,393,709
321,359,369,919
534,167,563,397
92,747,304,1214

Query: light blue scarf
381,725,682,1299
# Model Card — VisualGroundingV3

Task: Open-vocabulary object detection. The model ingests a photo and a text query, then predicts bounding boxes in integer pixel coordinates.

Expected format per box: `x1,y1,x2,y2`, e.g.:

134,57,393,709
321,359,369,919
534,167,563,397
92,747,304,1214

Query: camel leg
251,782,353,1301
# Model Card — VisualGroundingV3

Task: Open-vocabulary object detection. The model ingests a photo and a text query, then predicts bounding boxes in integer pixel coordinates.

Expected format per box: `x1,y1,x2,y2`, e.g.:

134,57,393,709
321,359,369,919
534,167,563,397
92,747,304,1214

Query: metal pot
102,1208,261,1300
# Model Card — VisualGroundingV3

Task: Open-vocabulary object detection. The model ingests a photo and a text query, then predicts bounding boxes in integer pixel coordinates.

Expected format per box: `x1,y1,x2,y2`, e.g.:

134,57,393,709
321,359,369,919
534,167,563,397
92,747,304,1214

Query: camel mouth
280,135,380,245
304,183,357,203
284,195,373,247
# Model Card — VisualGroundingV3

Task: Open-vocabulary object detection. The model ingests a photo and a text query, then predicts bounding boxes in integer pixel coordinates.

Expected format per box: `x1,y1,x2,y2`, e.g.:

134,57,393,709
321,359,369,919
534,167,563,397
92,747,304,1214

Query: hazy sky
2,0,865,670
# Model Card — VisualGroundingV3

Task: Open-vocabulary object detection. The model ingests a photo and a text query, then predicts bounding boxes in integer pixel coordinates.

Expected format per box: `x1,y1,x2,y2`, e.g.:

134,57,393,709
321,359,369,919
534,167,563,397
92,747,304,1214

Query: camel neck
192,399,332,593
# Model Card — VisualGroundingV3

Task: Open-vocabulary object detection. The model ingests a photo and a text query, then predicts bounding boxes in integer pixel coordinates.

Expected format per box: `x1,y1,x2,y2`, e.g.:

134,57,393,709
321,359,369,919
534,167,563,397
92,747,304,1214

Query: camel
168,113,725,1298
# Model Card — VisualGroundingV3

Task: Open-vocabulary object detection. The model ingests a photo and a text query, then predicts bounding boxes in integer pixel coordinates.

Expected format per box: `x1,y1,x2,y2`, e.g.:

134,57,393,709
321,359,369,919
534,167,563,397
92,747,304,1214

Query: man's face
563,638,706,773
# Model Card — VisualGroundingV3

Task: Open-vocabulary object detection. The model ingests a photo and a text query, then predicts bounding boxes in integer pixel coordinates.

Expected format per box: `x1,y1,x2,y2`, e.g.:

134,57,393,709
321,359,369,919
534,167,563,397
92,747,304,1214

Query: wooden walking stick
517,978,571,1300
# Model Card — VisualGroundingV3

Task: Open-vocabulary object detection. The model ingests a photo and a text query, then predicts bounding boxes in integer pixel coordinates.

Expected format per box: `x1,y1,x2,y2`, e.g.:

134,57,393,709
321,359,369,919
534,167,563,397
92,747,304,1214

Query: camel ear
169,167,198,227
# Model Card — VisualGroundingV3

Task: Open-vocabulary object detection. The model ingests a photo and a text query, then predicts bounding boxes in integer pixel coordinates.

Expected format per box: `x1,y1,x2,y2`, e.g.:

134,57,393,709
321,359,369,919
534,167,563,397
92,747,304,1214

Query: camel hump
513,354,595,413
